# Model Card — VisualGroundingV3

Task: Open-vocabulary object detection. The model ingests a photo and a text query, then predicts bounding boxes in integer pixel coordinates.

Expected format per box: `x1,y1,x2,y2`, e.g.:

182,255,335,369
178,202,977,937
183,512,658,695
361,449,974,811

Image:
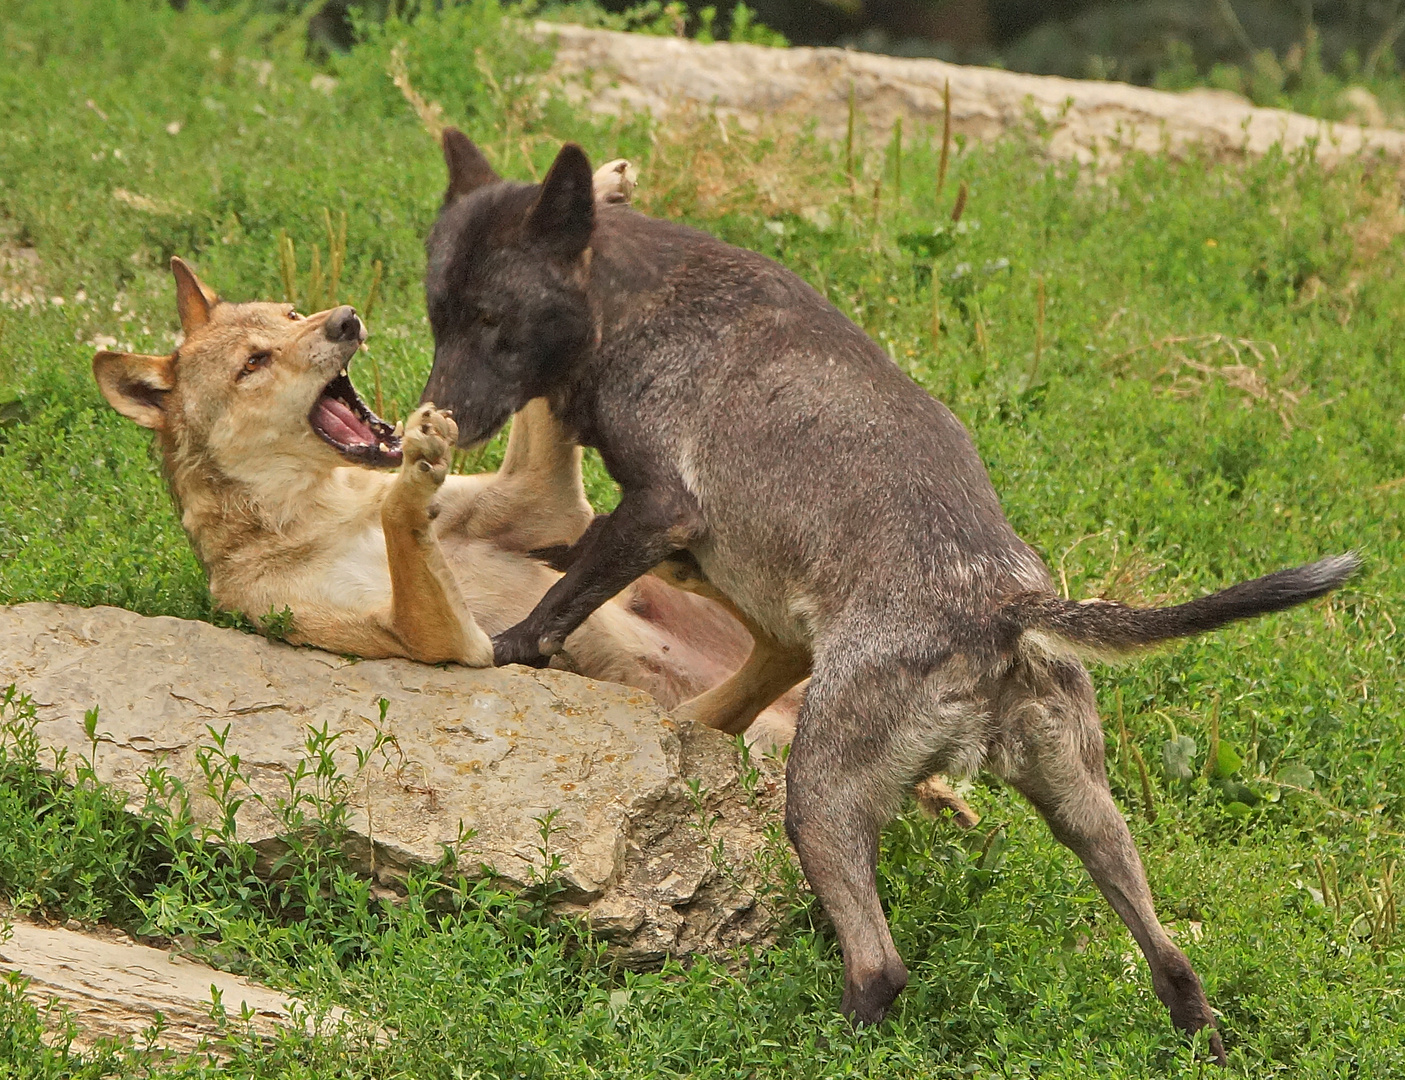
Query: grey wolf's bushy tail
1003,553,1359,660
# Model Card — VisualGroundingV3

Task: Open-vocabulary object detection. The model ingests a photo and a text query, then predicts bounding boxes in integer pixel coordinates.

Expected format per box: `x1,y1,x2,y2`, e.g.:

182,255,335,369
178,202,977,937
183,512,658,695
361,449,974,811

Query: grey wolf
416,130,1360,1063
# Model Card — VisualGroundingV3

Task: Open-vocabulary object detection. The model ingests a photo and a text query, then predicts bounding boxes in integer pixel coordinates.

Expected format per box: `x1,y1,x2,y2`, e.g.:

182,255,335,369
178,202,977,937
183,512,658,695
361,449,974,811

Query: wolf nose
323,305,364,343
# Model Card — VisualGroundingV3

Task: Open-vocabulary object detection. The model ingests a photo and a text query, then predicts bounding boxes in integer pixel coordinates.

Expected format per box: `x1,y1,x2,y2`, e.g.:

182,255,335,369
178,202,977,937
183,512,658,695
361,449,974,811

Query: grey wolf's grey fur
419,131,1359,1065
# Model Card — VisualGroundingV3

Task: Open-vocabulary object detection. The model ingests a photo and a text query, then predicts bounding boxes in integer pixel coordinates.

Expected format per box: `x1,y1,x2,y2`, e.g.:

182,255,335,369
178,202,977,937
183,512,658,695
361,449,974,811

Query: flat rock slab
0,918,339,1054
541,22,1405,166
0,603,786,965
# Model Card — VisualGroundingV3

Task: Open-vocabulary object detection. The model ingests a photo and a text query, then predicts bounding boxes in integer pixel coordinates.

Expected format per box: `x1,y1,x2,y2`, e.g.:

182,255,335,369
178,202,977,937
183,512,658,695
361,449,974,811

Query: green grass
1,1,1404,1075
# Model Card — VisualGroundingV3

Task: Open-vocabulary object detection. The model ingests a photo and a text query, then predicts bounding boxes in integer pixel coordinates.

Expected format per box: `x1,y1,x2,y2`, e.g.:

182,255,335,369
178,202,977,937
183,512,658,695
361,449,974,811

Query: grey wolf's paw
400,404,457,492
491,625,554,669
592,159,636,205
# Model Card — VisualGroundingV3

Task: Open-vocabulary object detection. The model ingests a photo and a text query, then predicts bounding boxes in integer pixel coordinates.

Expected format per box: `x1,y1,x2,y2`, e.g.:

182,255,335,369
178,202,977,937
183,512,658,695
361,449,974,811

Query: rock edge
0,602,789,967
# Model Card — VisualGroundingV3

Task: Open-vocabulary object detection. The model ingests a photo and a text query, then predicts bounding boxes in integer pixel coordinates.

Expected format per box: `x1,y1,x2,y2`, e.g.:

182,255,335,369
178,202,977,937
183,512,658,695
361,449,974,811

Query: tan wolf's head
94,258,401,513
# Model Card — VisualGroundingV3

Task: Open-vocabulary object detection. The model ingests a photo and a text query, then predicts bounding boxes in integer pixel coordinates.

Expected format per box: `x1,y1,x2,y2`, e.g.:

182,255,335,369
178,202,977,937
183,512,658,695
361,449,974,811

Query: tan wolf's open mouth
309,365,403,467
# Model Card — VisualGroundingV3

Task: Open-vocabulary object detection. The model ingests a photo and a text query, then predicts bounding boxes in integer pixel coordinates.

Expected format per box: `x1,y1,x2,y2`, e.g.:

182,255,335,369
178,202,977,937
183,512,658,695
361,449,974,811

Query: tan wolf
90,253,816,729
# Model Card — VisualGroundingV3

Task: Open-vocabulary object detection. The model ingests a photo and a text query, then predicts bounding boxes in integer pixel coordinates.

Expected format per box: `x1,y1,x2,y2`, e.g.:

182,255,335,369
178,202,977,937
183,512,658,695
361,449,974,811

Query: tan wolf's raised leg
382,405,493,666
674,630,810,735
650,553,811,734
592,158,637,204
461,398,595,551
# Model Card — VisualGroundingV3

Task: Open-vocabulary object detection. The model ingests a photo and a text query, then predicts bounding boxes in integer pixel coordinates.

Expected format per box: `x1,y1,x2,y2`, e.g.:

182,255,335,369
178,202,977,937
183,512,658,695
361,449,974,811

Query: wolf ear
442,127,498,199
171,256,217,336
93,350,175,430
527,143,594,260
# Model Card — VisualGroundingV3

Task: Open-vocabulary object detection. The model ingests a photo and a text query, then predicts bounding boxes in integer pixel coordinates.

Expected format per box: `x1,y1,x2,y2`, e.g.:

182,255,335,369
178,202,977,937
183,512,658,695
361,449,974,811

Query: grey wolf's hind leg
995,659,1227,1066
784,676,912,1025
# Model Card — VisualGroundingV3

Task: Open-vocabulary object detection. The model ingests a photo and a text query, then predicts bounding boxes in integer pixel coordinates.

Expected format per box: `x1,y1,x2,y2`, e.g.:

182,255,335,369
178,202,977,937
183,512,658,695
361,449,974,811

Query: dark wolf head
422,130,596,446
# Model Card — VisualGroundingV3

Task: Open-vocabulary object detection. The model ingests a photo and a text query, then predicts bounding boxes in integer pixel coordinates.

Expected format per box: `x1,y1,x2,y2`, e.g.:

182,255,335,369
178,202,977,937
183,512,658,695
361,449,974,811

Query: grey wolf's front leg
383,405,494,666
492,487,702,667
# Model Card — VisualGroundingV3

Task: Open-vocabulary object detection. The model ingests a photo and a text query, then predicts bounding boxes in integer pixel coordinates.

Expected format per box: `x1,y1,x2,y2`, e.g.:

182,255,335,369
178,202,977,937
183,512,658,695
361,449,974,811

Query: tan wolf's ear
442,127,498,200
170,256,218,335
93,350,175,430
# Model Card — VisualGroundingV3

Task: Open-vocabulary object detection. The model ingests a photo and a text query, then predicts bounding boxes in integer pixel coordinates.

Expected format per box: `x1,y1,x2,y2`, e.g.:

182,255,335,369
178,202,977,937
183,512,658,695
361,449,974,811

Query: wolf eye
479,310,499,328
239,351,272,379
287,309,302,321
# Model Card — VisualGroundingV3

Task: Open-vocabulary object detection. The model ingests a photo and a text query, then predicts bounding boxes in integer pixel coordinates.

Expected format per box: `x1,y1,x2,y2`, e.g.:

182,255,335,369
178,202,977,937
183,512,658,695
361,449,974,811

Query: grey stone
0,603,788,966
0,916,353,1055
540,22,1405,166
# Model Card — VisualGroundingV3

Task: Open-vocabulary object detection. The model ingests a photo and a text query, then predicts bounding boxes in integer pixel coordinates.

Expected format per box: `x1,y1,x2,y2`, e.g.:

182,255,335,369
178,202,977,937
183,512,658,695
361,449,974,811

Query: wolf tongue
316,396,375,445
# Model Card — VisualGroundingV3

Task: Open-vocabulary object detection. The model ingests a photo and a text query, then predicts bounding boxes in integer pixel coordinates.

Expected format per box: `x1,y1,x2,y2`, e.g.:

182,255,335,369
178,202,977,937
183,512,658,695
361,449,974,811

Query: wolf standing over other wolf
89,153,978,824
419,129,1359,1063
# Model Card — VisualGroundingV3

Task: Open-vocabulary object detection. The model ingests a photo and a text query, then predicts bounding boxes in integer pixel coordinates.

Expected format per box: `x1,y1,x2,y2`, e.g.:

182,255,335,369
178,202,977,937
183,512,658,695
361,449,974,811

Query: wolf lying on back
90,255,798,724
418,131,1360,1064
89,161,797,724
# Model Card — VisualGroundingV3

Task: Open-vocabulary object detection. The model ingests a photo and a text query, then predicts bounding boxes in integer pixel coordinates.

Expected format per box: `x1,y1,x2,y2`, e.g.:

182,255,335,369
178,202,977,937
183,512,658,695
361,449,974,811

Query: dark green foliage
0,1,1403,1074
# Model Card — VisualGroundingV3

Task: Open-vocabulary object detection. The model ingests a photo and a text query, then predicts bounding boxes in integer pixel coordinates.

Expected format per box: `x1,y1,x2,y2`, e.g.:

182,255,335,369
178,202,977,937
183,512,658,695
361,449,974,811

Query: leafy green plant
258,604,297,643
537,0,786,45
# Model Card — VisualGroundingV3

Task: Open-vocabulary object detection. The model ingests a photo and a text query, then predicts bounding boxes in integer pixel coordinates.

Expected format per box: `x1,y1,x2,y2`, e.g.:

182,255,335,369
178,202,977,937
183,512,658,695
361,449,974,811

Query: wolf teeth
393,421,404,437
379,441,390,453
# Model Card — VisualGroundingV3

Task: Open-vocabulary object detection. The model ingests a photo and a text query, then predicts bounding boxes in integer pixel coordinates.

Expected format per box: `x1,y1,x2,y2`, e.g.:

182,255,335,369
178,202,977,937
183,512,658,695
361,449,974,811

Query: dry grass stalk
635,104,847,220
937,78,951,197
277,230,298,306
389,40,446,141
1109,333,1305,430
324,208,347,307
1056,529,1176,609
845,81,856,193
950,179,968,222
112,188,184,215
1114,689,1157,823
891,115,903,203
930,278,943,348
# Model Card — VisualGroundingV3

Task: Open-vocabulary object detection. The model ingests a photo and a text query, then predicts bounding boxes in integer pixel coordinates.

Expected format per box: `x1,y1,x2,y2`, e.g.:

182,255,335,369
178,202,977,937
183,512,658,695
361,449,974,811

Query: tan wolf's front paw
400,404,457,490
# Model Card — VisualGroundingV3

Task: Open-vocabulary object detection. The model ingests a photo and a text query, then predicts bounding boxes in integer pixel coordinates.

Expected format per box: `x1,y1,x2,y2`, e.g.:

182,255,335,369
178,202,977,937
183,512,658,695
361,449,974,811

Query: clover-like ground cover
0,1,1402,1075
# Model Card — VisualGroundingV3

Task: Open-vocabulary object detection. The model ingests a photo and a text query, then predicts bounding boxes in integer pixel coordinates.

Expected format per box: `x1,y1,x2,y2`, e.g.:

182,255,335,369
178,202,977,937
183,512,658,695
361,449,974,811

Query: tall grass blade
937,79,951,197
